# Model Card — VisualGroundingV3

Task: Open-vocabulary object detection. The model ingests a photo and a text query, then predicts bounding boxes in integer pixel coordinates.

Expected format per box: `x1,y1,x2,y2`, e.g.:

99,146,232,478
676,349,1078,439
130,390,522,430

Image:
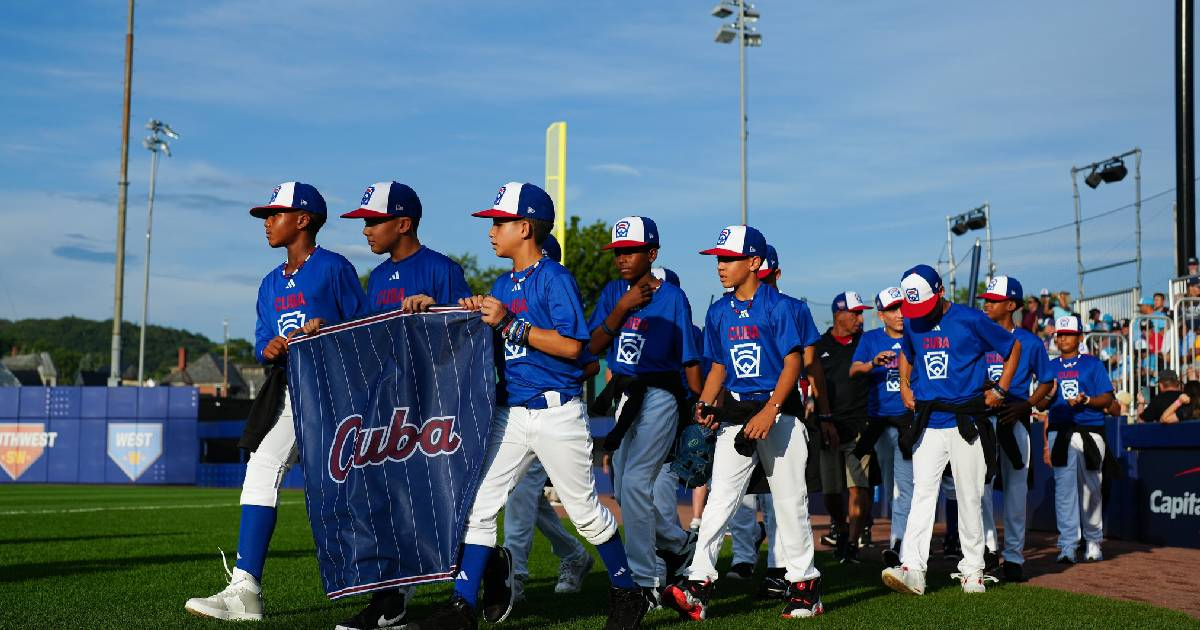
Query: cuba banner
288,309,496,599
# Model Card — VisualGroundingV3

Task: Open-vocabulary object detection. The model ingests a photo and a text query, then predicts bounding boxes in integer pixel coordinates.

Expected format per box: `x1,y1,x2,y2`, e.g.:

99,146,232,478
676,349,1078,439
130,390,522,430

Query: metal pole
984,201,994,278
1179,0,1197,276
1072,169,1085,299
1135,148,1143,294
110,0,135,386
223,318,229,397
967,239,982,305
738,0,747,225
136,147,159,385
946,216,957,300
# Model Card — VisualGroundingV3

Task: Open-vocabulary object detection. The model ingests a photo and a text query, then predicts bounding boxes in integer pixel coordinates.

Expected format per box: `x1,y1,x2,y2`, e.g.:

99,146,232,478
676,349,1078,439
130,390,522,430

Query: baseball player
1038,315,1114,564
587,216,702,601
186,182,368,622
407,183,645,630
849,287,912,569
814,291,873,565
880,264,1020,595
662,225,825,620
978,276,1055,582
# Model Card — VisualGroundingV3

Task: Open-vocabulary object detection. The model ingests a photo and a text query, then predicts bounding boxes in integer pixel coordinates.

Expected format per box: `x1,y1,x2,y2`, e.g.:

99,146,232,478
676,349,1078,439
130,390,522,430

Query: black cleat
758,567,788,600
1002,562,1025,582
605,586,651,630
405,595,477,630
859,525,874,549
820,527,841,547
781,578,825,618
984,548,1000,574
335,589,407,630
838,542,861,565
661,580,712,622
481,546,515,624
882,539,901,568
725,562,754,580
942,535,962,561
658,531,697,585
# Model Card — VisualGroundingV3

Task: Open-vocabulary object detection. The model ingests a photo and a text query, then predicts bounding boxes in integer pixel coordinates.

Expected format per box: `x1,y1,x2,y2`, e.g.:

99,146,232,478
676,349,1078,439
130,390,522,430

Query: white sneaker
555,553,594,593
1085,542,1103,562
185,552,264,621
881,565,926,595
951,570,998,594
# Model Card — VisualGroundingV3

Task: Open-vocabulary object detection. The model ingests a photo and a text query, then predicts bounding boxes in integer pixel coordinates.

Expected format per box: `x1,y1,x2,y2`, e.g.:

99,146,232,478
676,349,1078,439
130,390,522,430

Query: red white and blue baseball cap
341,181,422,219
250,182,327,218
980,275,1023,302
757,244,780,279
472,182,554,222
541,234,562,262
651,267,681,287
1055,315,1082,334
832,291,872,313
603,216,660,249
699,225,767,257
876,286,903,310
899,264,944,318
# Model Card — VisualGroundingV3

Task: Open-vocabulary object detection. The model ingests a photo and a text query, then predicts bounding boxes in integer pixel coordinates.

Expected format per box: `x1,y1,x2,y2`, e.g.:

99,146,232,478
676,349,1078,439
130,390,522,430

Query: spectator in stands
1039,289,1055,328
1189,256,1199,277
1054,291,1073,320
1153,292,1170,318
1163,380,1200,422
1102,313,1115,332
1182,279,1200,330
1022,296,1043,333
1086,308,1103,332
1142,369,1183,422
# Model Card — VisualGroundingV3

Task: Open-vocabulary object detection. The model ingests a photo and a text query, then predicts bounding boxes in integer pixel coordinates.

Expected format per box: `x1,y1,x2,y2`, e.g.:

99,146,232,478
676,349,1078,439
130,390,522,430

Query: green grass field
1,485,1196,629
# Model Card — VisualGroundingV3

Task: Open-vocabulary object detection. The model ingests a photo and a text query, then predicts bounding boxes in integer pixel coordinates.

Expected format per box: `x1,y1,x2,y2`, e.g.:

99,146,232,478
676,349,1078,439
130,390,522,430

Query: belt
517,391,576,410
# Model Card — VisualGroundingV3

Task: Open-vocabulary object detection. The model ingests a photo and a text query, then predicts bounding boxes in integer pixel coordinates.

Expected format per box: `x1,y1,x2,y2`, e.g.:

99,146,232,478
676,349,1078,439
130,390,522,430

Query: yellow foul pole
545,121,567,262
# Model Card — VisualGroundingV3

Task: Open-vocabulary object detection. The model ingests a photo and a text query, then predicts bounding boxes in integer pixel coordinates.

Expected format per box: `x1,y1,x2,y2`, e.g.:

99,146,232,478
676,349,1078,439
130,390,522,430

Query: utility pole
222,318,229,397
1178,0,1197,275
109,0,135,386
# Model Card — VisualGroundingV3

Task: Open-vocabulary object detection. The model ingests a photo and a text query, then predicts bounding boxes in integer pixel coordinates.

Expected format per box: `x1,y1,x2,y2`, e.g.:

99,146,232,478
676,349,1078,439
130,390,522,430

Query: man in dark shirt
814,291,872,563
1142,370,1183,422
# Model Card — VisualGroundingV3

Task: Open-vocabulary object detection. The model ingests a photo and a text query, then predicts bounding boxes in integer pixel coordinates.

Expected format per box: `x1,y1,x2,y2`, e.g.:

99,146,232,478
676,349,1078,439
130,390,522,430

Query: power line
990,186,1177,243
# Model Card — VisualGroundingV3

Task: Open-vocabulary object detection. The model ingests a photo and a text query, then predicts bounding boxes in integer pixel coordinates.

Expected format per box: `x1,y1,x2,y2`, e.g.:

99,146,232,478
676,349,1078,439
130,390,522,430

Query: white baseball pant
687,414,819,583
729,494,765,566
241,386,298,507
1048,430,1104,555
980,418,1030,564
611,387,680,587
465,401,617,547
503,459,587,578
900,427,987,574
874,425,913,547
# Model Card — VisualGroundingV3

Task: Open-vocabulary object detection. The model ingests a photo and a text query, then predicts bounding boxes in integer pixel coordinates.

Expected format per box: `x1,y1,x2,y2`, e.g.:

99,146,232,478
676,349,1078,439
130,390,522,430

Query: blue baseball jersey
254,246,368,364
852,328,907,417
1047,353,1113,427
984,327,1055,399
783,294,821,349
703,283,804,395
588,280,701,376
366,246,471,313
491,258,590,406
900,304,1015,428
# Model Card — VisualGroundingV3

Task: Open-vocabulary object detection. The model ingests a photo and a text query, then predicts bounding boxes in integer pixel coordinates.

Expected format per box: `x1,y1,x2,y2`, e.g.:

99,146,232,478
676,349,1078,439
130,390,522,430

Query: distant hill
0,317,254,382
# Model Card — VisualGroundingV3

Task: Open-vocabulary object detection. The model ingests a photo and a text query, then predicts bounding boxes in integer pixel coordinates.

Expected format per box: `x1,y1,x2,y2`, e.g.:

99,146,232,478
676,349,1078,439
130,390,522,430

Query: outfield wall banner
288,309,496,599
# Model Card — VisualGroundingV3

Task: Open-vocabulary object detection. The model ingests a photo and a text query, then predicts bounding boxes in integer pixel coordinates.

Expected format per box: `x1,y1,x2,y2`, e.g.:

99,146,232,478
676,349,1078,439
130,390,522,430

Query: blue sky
0,1,1182,340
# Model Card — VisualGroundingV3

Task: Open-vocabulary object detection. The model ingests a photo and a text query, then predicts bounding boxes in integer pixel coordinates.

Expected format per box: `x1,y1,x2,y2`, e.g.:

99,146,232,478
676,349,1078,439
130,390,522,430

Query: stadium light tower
136,119,179,385
711,0,762,225
1070,148,1142,299
944,202,992,299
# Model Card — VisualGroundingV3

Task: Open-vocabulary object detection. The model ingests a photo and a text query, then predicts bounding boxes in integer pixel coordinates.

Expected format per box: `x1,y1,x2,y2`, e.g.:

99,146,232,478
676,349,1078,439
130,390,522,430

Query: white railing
1075,287,1139,327
1083,332,1130,405
1128,313,1178,423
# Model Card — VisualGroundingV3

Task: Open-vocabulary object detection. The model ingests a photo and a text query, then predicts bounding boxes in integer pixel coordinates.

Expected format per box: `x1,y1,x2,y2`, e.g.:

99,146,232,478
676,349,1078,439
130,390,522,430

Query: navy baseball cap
980,275,1023,302
832,291,872,313
651,267,681,287
603,216,660,250
899,264,943,318
699,225,767,257
472,182,554,222
341,181,422,219
541,234,562,262
757,244,780,279
250,182,327,218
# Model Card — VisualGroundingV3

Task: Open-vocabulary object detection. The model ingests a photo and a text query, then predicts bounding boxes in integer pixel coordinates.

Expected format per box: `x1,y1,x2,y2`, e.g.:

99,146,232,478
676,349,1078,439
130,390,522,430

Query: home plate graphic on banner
0,422,56,480
107,423,163,481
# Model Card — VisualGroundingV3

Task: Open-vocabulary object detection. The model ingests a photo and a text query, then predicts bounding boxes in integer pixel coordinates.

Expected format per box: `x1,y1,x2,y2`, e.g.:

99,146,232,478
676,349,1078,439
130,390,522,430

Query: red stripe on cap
978,292,1010,301
471,208,519,218
602,239,653,250
900,297,938,318
340,208,392,219
699,247,749,256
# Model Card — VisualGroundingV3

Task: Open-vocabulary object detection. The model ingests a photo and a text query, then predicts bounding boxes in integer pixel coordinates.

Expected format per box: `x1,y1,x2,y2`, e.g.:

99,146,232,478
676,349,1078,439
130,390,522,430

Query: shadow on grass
0,531,189,546
1,550,314,584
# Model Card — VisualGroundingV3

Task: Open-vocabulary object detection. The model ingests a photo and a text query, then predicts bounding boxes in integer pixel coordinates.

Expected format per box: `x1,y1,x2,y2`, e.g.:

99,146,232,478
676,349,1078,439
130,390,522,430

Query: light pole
136,119,179,385
1070,148,1142,299
110,0,135,386
945,203,992,301
712,1,762,225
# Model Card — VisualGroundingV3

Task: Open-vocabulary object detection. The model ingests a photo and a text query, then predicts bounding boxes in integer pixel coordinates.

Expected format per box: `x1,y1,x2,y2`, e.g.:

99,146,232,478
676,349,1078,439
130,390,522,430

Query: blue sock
453,544,493,608
595,535,636,589
234,505,277,582
945,500,959,539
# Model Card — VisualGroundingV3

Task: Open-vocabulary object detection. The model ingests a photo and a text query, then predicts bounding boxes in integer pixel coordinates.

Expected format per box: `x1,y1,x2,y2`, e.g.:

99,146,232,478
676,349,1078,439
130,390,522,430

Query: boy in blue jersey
880,264,1020,596
408,183,644,630
342,181,471,313
978,276,1056,582
186,182,367,622
587,216,702,600
1037,315,1114,565
849,287,912,569
662,225,824,621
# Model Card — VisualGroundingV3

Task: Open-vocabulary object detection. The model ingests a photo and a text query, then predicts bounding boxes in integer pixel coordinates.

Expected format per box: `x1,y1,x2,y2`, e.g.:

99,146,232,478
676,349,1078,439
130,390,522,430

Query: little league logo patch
494,186,507,206
503,339,527,361
0,423,58,480
614,221,631,238
987,363,1004,383
278,310,307,336
887,287,903,300
886,368,901,392
1061,379,1080,401
730,342,761,379
107,423,163,481
616,332,646,365
905,287,921,303
361,185,376,206
924,350,949,380
986,277,999,294
268,185,281,204
717,228,731,245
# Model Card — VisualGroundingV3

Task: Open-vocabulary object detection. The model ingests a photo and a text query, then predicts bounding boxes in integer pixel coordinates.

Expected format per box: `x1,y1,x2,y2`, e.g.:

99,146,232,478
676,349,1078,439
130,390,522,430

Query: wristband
601,320,618,337
493,311,516,332
816,413,834,423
